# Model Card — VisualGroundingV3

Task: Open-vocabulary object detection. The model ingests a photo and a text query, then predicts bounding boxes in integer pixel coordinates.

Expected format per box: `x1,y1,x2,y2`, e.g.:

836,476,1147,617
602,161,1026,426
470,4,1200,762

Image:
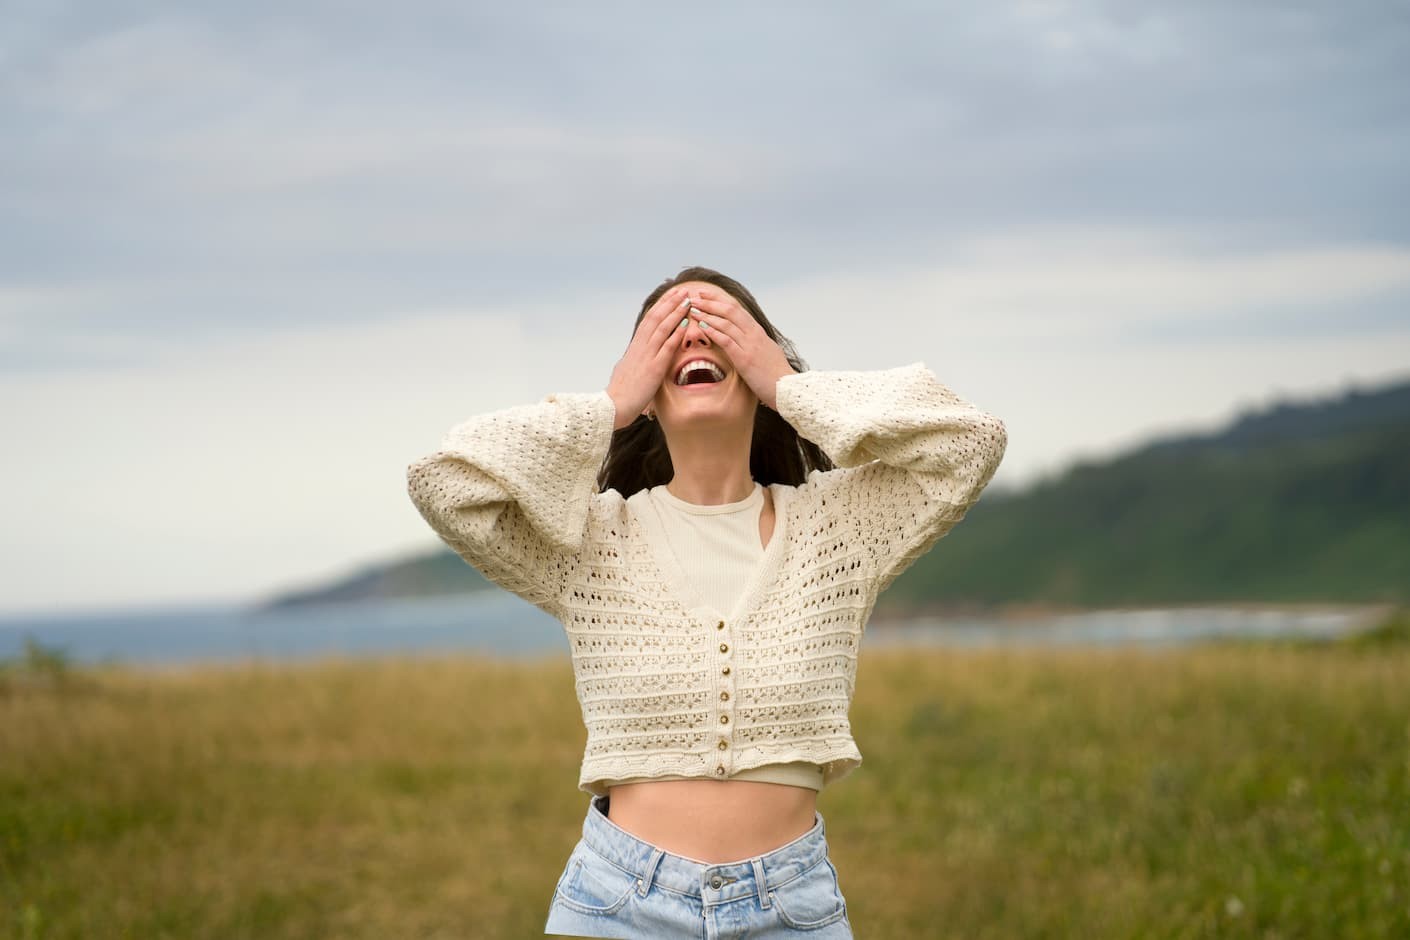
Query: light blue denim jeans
544,793,853,938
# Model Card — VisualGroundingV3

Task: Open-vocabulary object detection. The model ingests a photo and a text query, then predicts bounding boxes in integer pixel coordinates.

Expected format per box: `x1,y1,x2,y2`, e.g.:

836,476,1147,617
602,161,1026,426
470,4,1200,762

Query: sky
2,1,1408,615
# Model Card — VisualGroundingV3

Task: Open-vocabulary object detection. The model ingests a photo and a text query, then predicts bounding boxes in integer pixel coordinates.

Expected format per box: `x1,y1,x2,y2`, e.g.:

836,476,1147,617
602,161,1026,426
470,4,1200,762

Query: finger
688,298,751,340
636,306,687,392
639,293,690,346
682,297,750,338
647,296,692,353
692,308,745,351
692,285,727,302
690,286,751,321
645,286,688,330
634,286,683,337
682,293,736,326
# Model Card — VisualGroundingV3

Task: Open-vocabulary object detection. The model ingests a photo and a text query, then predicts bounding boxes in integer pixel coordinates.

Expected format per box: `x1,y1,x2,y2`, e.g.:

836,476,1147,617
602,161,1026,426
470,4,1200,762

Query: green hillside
260,548,490,609
880,375,1410,615
261,374,1410,613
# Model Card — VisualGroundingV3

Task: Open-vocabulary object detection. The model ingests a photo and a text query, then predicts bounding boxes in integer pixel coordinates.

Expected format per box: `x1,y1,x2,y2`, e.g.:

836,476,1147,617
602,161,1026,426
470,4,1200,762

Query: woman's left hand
686,286,797,411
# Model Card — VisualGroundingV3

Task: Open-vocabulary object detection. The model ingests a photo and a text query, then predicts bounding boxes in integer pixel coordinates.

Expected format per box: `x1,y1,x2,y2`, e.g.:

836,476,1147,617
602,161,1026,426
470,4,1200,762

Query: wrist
764,367,798,411
606,390,636,431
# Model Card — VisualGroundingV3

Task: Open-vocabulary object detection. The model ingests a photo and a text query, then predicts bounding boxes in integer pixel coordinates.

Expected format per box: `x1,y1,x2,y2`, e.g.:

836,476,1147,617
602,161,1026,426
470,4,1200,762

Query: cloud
777,228,1410,341
3,237,1407,613
2,1,1408,610
3,2,1406,298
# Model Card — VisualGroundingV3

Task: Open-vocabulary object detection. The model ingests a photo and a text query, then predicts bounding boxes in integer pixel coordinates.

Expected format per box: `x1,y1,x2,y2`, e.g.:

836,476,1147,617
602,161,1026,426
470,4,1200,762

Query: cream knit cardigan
406,361,1008,796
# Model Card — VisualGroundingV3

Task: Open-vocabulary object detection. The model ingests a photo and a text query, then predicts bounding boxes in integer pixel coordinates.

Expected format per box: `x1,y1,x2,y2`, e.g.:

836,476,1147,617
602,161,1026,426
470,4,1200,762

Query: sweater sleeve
774,361,1008,596
405,389,618,616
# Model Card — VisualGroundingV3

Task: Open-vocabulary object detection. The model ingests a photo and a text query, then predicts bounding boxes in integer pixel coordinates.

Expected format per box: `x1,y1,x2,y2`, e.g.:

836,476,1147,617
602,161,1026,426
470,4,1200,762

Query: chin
668,406,755,429
657,379,757,423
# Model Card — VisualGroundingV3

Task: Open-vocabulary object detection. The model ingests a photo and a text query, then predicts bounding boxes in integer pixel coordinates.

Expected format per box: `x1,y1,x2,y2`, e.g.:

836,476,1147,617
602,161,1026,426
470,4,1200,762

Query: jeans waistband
580,793,829,906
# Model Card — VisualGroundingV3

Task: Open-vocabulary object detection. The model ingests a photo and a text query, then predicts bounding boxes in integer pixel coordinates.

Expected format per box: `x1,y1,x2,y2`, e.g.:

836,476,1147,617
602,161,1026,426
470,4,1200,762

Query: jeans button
709,874,723,889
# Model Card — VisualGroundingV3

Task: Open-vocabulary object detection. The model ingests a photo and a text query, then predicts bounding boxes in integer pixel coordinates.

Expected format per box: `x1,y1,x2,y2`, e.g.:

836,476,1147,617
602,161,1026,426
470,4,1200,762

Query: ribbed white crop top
648,481,765,620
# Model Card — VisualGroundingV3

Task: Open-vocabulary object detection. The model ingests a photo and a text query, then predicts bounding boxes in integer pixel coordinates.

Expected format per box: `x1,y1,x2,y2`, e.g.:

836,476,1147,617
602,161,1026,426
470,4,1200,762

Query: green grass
2,617,1407,939
1342,606,1410,649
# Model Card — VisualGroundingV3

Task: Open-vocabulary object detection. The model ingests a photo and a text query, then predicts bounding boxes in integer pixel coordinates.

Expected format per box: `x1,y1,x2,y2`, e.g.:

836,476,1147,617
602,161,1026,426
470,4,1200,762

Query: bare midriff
606,779,819,864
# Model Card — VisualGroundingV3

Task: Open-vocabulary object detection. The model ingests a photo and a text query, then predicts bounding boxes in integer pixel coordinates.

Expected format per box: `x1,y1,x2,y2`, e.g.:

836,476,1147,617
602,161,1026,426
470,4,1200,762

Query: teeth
675,359,726,386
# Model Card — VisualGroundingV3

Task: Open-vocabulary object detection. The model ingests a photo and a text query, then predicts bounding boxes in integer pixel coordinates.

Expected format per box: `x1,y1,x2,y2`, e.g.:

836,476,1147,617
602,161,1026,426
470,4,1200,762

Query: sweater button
720,715,729,724
720,691,729,702
721,666,730,676
719,643,728,653
715,766,725,777
716,620,725,630
718,739,728,750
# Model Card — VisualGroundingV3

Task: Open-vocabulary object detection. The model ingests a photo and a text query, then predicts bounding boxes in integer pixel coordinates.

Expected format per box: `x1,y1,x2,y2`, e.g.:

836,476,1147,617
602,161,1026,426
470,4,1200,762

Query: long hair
597,265,836,497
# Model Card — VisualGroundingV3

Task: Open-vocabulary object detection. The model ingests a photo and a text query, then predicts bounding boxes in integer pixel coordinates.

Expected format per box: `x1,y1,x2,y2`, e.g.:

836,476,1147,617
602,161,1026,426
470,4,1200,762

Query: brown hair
596,265,835,497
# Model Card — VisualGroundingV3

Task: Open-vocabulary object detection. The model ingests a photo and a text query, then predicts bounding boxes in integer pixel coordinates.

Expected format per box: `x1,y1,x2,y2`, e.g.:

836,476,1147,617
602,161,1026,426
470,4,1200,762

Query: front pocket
553,846,639,916
769,858,849,929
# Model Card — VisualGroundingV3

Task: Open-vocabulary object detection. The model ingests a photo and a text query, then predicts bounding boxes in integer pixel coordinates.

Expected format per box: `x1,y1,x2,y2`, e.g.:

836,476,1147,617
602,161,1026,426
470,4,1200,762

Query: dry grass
2,639,1408,938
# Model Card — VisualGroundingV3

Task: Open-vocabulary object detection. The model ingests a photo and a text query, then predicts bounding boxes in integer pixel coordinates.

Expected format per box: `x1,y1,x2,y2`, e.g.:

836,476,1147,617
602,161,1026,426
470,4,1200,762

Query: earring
646,410,657,421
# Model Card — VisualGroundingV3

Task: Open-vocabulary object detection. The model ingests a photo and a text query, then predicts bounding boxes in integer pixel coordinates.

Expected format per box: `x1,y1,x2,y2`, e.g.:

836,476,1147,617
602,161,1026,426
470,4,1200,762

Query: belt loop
638,848,664,897
752,857,770,909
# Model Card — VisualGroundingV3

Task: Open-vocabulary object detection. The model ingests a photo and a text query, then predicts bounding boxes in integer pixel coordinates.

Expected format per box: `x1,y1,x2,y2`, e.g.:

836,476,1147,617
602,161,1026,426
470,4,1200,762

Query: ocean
0,593,1387,669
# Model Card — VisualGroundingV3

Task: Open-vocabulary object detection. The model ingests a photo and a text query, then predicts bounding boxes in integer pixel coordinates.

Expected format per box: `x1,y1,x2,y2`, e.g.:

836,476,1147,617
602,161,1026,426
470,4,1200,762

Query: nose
681,313,712,348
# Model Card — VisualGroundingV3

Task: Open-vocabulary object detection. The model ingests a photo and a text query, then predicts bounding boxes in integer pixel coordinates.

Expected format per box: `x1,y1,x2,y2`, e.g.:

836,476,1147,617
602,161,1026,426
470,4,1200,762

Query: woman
405,266,1008,937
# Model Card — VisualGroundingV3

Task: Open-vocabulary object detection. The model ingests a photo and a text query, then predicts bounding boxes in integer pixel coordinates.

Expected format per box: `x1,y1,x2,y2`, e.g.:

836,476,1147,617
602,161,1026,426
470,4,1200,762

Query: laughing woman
405,265,1008,938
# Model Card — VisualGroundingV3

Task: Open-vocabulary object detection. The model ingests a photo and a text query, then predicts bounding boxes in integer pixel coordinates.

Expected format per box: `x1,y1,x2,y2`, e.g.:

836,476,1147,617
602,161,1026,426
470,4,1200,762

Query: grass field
2,611,1407,939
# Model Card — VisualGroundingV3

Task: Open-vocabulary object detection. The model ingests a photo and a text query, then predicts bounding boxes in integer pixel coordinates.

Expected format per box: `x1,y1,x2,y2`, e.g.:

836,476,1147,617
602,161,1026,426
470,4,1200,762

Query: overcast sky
3,1,1408,615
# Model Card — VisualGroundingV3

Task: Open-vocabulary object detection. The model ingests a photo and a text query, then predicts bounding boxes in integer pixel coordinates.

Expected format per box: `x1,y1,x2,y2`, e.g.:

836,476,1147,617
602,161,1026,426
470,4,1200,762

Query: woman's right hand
605,285,692,430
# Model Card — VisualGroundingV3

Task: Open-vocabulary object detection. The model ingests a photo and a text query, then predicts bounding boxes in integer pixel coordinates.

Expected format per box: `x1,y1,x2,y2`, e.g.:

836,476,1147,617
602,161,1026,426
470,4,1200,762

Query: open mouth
674,359,727,388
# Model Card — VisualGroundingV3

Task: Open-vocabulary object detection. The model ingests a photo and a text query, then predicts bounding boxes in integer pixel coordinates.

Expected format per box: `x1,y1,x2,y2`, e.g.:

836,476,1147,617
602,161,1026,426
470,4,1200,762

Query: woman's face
650,280,759,434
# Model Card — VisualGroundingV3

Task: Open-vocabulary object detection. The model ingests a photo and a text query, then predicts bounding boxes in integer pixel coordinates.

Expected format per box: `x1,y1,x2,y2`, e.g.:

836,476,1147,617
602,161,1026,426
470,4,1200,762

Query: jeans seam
768,854,828,892
580,842,640,882
553,859,638,917
766,855,847,930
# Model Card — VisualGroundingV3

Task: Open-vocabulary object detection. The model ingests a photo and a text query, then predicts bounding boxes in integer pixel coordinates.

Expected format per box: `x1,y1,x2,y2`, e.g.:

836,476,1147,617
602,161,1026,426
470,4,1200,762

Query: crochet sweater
405,361,1008,796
